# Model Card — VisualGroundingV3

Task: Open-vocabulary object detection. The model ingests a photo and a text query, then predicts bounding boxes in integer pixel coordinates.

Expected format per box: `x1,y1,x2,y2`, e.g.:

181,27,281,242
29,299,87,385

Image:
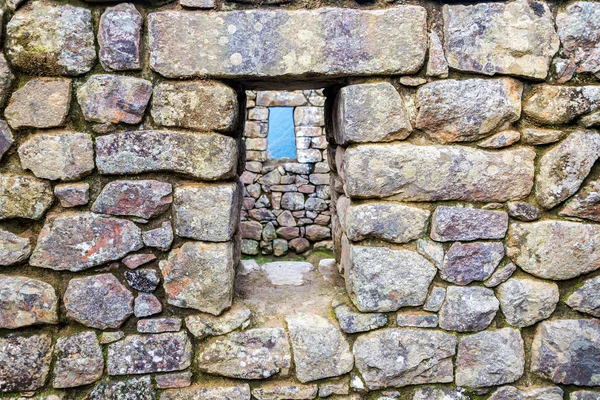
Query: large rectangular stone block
341,144,535,201
148,7,427,79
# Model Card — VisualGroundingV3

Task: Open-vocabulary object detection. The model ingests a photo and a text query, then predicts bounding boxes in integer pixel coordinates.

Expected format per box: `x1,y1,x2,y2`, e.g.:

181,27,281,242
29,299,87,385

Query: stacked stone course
0,0,600,399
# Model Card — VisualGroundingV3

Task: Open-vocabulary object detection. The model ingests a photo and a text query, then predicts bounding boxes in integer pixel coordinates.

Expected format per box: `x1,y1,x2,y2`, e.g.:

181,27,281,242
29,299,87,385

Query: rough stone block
0,334,52,392
99,3,143,71
430,206,508,242
92,180,172,219
0,275,57,328
0,174,54,220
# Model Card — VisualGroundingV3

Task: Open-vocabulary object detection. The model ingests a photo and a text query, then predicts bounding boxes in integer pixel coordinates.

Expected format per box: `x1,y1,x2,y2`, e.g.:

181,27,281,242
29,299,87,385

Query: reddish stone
92,180,172,219
123,253,156,269
290,238,310,253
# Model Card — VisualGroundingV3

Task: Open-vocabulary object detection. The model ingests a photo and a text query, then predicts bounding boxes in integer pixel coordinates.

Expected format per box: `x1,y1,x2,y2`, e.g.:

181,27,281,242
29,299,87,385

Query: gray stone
197,328,292,379
484,262,517,288
53,331,103,388
84,377,155,400
155,371,192,389
77,75,152,124
96,130,238,180
18,132,94,181
160,240,237,315
438,286,499,332
344,202,429,244
507,220,600,280
92,180,172,219
137,317,182,333
416,78,522,143
426,31,449,78
396,311,438,328
571,391,600,400
122,253,156,269
417,240,444,269
64,274,133,329
108,331,192,375
353,328,456,390
0,174,54,220
423,286,446,312
134,293,162,318
413,387,468,400
507,202,541,222
0,275,57,329
536,130,600,209
443,0,559,79
305,225,330,241
441,242,504,285
343,244,436,312
455,328,524,388
342,144,535,201
520,128,564,145
566,275,600,317
0,334,52,392
286,313,353,382
531,319,600,386
54,182,90,208
125,268,160,292
160,384,251,400
430,206,508,242
262,261,313,286
489,386,564,400
0,56,15,109
523,85,600,125
497,277,559,328
0,122,13,162
6,2,96,75
332,300,387,334
99,3,143,71
281,192,305,211
477,130,521,149
5,78,71,129
556,2,600,81
143,221,174,251
333,82,412,145
185,303,251,339
257,91,307,107
149,7,427,79
174,182,241,242
252,382,317,400
30,212,143,272
0,229,31,266
561,176,600,222
152,80,239,132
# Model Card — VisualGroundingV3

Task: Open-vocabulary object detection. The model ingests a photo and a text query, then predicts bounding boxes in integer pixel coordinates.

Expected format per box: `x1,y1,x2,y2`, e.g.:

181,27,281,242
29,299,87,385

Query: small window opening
267,107,296,160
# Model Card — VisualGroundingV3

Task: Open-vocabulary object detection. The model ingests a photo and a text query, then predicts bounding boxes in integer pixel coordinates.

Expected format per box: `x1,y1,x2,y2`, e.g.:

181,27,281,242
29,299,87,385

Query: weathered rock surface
507,221,600,280
423,286,446,312
556,2,600,81
536,130,600,209
149,7,427,79
521,128,564,145
344,202,429,244
332,299,387,334
0,122,13,162
286,313,353,382
143,221,174,251
531,319,600,386
343,245,436,312
489,386,564,400
440,242,504,285
125,269,160,292
18,132,94,181
53,331,103,388
438,286,499,332
497,277,559,328
84,376,155,400
430,206,508,242
96,131,238,180
416,78,522,143
160,384,251,400
99,4,143,71
5,78,71,129
155,371,192,389
0,275,57,329
92,180,172,219
455,328,524,388
123,253,156,270
396,311,438,328
108,331,192,375
196,328,292,379
0,334,52,392
30,212,143,271
64,273,134,329
160,240,237,315
174,182,241,242
484,262,516,288
134,293,162,318
6,2,96,75
507,202,542,222
570,391,600,400
342,144,535,201
152,81,239,132
477,130,521,149
566,275,600,317
523,85,600,124
0,174,54,220
0,57,15,109
443,0,559,79
353,328,456,390
561,176,600,222
413,387,469,400
252,382,317,400
417,240,444,269
137,317,182,333
77,75,152,124
0,229,31,266
54,182,90,208
333,82,412,145
185,303,251,339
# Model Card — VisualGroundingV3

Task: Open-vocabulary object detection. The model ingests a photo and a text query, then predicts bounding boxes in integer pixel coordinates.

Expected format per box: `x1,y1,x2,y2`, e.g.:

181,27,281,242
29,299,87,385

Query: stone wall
241,90,333,256
0,0,600,399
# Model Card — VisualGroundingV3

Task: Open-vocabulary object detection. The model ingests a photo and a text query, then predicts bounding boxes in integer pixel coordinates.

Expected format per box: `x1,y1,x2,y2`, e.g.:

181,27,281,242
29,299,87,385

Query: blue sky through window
267,107,296,160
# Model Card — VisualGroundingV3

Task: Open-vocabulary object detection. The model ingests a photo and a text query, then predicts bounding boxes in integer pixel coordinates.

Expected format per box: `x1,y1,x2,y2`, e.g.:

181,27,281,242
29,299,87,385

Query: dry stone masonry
1,0,600,399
